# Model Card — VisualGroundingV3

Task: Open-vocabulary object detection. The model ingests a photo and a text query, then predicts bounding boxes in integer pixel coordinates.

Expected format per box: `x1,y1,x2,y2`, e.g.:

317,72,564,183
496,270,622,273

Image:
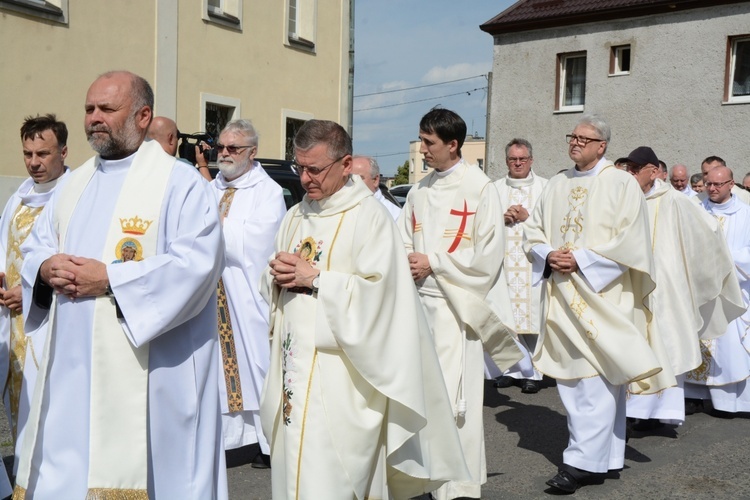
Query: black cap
626,146,659,167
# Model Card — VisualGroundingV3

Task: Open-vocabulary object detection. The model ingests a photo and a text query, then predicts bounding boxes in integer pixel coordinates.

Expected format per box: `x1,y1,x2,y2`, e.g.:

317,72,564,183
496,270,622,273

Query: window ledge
206,7,241,29
608,71,630,77
554,106,584,114
722,98,750,105
1,0,66,23
287,35,315,51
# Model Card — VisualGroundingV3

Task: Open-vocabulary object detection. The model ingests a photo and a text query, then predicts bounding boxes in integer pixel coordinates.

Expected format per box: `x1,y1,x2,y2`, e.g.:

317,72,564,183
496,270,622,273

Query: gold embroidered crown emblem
119,216,153,235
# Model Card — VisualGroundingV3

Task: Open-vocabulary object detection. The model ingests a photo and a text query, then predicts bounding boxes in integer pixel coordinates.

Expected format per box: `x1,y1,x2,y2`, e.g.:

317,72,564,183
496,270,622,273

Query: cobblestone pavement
3,378,750,499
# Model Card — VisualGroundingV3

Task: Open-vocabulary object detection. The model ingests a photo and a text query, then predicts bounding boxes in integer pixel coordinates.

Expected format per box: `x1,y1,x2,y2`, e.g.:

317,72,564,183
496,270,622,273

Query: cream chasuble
495,172,547,335
642,180,743,376
261,176,469,500
687,195,750,387
523,163,671,393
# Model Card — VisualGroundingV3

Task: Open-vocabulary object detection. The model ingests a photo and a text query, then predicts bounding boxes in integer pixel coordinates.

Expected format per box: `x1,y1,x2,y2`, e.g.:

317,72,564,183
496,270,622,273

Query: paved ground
3,377,750,499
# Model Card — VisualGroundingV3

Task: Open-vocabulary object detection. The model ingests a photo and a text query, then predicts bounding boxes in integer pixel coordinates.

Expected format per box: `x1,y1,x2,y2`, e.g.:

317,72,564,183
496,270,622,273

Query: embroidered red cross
447,200,476,253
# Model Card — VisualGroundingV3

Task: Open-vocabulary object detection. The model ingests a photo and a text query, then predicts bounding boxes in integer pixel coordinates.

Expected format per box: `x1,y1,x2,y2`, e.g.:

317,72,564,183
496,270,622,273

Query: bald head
705,165,734,204
669,164,689,191
351,155,380,193
147,116,179,156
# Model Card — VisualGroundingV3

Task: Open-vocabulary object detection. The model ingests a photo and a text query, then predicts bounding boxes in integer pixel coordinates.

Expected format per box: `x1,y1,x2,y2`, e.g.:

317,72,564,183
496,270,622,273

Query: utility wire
354,74,486,98
354,86,487,112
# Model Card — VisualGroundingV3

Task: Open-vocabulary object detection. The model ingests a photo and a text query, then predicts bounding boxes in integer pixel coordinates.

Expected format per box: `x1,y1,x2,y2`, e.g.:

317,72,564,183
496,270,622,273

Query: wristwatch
311,275,320,293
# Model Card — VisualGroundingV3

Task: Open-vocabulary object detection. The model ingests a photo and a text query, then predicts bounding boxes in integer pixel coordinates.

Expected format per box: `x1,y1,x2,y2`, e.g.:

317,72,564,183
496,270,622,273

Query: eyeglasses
291,155,345,176
624,163,654,173
215,144,253,155
566,134,604,147
704,180,732,189
506,156,531,164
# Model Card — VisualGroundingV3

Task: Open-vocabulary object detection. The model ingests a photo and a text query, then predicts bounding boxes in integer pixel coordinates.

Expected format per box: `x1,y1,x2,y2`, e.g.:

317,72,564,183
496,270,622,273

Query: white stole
15,141,173,499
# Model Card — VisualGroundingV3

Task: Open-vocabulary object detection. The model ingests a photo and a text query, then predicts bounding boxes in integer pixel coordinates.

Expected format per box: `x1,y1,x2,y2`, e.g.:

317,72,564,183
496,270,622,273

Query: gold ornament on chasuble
686,340,715,382
215,188,243,412
5,204,43,442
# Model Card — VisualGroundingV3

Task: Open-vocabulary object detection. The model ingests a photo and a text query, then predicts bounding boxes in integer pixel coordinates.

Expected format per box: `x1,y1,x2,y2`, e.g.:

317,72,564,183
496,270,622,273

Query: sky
352,0,518,176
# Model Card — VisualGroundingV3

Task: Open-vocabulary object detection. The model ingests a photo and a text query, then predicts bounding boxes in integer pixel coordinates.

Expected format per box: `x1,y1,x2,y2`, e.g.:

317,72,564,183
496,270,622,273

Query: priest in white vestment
523,116,669,494
0,114,70,497
669,164,697,198
15,71,227,499
210,119,286,463
685,166,750,414
487,138,547,395
351,155,402,219
398,109,522,500
262,119,469,500
696,156,750,205
623,147,744,429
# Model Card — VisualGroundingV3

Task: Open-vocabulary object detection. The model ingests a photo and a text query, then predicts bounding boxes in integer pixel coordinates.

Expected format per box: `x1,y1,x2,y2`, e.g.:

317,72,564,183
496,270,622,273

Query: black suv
208,158,304,209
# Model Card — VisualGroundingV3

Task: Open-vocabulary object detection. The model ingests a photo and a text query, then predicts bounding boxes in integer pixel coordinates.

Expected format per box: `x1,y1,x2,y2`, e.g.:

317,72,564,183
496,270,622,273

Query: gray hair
293,119,352,160
99,71,154,117
578,114,611,144
504,138,533,157
221,119,259,148
352,155,380,179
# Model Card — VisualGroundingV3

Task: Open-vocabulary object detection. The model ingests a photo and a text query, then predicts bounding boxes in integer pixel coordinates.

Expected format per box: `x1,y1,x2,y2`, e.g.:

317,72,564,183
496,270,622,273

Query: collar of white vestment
299,174,372,216
14,140,173,500
571,157,609,177
505,171,537,188
214,160,262,190
646,178,671,200
16,168,70,207
706,194,742,215
434,158,463,178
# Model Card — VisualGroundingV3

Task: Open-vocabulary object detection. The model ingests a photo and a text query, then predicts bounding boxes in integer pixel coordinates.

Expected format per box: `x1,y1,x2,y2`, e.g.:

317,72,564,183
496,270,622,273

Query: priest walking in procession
262,119,469,500
523,115,670,494
0,114,71,497
15,70,227,499
487,138,547,395
210,119,286,467
685,165,750,414
398,108,522,500
622,146,744,430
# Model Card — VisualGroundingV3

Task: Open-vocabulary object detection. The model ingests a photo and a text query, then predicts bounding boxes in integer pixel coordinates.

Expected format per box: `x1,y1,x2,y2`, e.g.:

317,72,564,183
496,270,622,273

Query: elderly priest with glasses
262,119,469,500
523,115,670,494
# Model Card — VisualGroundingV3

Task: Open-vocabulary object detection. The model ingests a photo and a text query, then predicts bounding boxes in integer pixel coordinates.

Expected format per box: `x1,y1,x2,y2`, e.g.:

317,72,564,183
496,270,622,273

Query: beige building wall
0,0,351,204
408,137,486,184
485,3,750,181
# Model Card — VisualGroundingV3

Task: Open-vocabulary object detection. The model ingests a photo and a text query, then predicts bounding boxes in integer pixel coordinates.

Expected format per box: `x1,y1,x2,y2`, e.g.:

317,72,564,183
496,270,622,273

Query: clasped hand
503,204,529,226
40,254,109,298
269,251,319,289
548,249,578,274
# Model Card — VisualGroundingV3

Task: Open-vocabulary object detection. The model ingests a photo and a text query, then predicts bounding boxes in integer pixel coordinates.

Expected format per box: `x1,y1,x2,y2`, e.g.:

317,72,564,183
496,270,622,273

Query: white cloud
421,62,492,84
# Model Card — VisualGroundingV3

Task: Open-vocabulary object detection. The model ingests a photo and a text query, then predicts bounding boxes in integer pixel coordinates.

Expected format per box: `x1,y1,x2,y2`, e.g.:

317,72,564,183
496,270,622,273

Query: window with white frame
205,0,241,28
610,45,631,75
727,36,750,103
0,0,67,23
557,52,586,112
288,0,316,50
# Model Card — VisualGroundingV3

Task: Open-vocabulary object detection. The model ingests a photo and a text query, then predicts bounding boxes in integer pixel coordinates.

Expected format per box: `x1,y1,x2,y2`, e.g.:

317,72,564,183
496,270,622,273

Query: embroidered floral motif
281,330,297,425
686,339,714,382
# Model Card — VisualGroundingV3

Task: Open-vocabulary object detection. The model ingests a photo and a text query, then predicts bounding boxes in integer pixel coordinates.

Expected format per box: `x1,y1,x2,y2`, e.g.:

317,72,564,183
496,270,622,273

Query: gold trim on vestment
295,349,318,500
85,488,149,499
218,278,244,412
5,203,43,442
11,485,26,499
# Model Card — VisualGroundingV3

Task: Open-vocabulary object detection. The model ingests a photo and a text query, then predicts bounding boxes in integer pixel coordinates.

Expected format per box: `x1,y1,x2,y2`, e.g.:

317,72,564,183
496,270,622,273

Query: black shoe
251,452,271,469
685,398,704,415
521,379,540,394
545,469,579,494
632,418,665,432
493,376,514,388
